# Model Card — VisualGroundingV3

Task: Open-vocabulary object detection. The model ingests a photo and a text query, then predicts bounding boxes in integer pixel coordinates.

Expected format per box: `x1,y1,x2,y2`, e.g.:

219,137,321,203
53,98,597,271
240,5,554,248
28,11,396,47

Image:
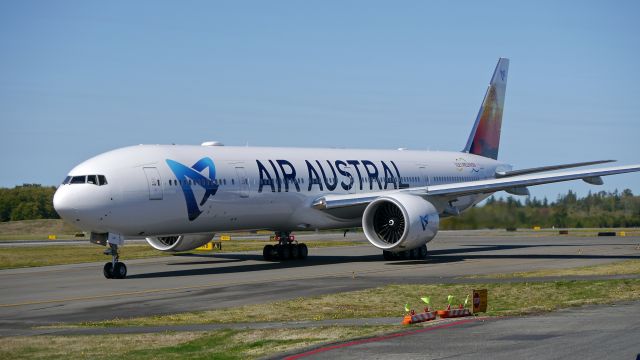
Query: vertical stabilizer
463,58,509,160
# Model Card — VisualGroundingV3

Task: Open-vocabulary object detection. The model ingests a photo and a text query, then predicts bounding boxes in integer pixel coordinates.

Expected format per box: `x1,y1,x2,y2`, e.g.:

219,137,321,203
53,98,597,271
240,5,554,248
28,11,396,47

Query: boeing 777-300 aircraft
53,58,640,279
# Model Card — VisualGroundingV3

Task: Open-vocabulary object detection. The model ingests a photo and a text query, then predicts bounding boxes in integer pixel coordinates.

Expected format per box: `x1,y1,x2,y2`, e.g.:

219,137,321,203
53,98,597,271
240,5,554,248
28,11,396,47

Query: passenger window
70,176,86,184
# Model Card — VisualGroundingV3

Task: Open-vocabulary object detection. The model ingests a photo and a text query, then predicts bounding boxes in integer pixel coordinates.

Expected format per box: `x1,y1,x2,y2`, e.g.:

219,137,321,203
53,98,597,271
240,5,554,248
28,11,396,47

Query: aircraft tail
463,58,509,160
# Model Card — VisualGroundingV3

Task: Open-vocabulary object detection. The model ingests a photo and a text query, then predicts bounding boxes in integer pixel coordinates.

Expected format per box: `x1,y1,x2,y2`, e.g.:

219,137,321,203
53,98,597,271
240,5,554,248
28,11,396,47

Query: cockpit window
66,175,108,185
70,176,86,184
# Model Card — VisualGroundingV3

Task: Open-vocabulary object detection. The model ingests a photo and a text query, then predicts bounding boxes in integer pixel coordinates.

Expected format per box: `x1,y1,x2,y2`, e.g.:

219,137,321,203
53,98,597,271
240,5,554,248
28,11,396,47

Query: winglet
463,58,509,160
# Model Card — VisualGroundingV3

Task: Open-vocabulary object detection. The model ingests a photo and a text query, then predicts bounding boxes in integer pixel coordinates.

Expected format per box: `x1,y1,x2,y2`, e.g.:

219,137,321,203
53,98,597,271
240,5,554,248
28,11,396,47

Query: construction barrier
437,308,472,318
402,311,437,325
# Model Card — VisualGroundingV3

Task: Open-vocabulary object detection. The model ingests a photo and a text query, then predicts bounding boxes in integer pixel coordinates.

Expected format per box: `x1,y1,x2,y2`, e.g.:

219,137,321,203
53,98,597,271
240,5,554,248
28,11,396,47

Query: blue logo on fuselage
166,157,218,221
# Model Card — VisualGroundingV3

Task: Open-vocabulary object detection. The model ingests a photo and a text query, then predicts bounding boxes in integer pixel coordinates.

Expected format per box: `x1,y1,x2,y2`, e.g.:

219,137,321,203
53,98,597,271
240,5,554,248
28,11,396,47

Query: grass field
0,219,82,240
466,259,640,279
0,240,363,270
0,325,396,360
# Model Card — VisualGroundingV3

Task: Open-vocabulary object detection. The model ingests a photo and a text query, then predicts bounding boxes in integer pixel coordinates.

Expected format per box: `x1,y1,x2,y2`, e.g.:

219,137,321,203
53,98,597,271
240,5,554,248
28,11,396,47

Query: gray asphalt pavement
291,301,640,360
1,232,639,338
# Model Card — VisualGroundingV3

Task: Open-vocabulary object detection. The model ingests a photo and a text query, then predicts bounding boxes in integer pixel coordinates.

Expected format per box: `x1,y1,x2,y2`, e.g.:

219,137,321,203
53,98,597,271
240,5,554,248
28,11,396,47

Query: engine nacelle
145,233,214,252
362,193,439,252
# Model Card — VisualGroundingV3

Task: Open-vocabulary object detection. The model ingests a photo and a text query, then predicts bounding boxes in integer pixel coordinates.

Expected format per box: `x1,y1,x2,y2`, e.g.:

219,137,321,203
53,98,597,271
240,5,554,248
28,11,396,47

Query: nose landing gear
103,243,127,279
262,231,308,261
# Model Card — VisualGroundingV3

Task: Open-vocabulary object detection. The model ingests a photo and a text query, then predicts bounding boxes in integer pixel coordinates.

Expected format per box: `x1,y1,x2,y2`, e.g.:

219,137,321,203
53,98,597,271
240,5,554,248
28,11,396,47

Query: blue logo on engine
166,157,219,221
420,215,429,231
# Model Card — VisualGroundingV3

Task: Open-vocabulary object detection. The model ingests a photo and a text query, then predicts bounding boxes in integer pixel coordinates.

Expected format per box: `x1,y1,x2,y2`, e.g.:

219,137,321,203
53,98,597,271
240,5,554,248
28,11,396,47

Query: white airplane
53,58,640,279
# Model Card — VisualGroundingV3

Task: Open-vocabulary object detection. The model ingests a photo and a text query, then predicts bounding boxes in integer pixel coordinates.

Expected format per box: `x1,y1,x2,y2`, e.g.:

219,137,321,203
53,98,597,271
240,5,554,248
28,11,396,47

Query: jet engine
145,233,214,252
362,193,439,252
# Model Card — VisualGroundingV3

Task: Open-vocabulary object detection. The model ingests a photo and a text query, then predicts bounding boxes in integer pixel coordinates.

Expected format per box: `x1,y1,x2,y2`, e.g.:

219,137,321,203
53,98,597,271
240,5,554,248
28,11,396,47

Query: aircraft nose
53,186,77,221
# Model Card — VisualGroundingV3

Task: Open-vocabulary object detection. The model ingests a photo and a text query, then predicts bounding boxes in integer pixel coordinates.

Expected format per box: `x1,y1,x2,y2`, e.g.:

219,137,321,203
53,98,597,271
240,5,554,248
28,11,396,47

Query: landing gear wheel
263,244,274,261
103,262,114,279
114,262,127,279
103,242,127,279
269,232,309,261
298,243,308,259
291,244,300,259
282,244,292,260
419,245,428,259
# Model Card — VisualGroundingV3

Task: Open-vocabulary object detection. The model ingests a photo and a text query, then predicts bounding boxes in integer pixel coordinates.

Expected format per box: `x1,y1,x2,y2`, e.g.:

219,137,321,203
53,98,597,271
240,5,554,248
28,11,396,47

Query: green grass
0,326,395,360
0,240,363,270
0,244,169,269
453,228,640,237
0,219,82,240
73,279,640,328
466,259,640,279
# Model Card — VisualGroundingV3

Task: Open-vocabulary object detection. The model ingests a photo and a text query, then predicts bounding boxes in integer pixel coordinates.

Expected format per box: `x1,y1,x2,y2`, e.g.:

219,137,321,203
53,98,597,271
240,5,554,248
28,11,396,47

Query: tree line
0,184,59,221
441,189,640,229
0,184,638,229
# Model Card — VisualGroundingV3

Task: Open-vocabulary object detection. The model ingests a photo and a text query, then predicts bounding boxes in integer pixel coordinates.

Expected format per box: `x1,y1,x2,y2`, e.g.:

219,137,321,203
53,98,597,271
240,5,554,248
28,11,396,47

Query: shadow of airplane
126,242,640,279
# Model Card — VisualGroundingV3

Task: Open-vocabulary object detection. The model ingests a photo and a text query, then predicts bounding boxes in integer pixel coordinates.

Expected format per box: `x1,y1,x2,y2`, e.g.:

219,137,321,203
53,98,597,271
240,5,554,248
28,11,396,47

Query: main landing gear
262,231,308,261
103,243,127,279
383,244,428,261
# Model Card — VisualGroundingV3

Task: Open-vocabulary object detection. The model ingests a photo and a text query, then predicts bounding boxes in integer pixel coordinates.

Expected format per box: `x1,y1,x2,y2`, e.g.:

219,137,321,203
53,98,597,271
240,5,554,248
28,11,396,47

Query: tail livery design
463,58,509,160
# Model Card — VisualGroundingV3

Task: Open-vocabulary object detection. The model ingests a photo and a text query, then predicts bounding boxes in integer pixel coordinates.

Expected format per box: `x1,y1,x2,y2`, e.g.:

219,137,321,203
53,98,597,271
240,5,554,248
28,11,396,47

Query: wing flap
424,164,640,197
495,160,615,178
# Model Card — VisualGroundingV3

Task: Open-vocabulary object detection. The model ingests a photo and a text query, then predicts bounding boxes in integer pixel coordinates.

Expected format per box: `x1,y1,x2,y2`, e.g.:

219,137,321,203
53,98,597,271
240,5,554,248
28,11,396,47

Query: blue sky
1,0,639,201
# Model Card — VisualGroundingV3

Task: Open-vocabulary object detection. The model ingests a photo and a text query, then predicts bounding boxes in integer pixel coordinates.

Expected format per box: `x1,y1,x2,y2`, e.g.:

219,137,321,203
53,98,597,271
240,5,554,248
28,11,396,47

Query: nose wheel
103,243,127,279
263,232,308,261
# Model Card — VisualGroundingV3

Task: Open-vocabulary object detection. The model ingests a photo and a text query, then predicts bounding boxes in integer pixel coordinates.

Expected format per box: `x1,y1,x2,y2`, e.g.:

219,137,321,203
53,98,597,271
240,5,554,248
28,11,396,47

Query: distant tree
0,185,59,221
440,188,639,230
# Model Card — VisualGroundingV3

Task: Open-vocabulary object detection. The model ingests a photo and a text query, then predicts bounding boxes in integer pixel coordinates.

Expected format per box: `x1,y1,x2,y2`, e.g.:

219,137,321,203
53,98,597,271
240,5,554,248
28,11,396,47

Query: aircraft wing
313,164,640,210
495,160,615,178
